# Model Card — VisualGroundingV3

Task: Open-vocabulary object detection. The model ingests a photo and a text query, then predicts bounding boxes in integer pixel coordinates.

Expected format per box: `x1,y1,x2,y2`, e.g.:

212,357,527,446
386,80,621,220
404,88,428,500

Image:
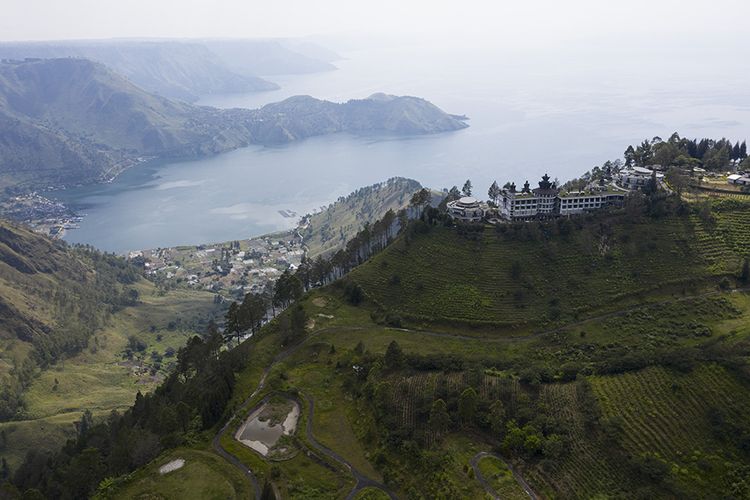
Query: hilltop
349,198,749,331
0,59,468,191
244,94,468,143
302,177,423,258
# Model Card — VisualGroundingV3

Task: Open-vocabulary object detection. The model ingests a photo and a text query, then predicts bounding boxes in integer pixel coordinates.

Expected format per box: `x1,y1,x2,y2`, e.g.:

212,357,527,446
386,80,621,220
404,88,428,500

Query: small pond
235,397,300,459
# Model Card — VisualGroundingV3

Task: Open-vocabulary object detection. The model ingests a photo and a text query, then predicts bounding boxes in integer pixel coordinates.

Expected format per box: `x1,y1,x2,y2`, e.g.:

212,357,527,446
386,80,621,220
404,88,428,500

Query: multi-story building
617,166,663,190
500,175,559,220
499,174,627,221
558,190,626,216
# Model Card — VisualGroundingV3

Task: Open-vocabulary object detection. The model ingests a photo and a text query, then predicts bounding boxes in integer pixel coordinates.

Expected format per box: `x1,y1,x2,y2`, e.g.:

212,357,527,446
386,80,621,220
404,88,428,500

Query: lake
54,43,750,253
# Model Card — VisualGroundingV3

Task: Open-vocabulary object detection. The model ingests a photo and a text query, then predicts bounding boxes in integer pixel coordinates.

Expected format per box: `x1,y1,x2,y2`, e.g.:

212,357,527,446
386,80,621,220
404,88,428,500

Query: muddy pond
235,397,300,459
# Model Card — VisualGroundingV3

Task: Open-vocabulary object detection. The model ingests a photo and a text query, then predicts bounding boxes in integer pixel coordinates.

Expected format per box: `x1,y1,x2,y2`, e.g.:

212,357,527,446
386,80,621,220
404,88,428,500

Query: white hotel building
499,174,626,221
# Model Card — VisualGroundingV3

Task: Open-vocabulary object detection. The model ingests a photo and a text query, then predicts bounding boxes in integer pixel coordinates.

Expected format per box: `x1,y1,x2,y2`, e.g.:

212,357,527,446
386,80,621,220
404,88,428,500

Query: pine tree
458,387,478,426
224,301,241,345
462,179,473,197
488,181,501,204
384,341,404,371
429,399,451,437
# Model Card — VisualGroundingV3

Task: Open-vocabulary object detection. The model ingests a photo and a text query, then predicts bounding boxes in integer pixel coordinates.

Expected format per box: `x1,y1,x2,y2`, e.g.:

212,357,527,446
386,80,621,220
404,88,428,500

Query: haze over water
54,43,750,253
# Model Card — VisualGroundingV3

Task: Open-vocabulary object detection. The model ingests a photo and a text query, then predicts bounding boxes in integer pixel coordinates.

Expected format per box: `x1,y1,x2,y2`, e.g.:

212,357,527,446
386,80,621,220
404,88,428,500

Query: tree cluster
11,327,245,499
624,133,747,171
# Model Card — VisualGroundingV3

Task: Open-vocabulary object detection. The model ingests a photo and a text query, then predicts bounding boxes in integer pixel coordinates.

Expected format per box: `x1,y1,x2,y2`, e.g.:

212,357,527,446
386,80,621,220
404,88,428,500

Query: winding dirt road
470,451,538,500
211,286,748,497
211,328,396,499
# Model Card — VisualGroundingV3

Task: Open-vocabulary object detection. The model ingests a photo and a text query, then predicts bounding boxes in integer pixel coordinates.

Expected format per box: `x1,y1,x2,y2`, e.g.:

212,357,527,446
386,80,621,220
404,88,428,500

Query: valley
1,20,750,500
15,185,744,500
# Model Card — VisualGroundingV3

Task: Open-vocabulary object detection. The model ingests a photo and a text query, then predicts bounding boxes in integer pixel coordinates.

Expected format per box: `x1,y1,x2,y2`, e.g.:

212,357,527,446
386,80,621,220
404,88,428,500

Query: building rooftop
630,166,654,175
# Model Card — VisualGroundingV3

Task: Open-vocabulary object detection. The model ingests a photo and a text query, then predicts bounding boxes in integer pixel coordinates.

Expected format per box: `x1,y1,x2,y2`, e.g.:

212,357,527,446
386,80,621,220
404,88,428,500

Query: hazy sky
2,0,749,48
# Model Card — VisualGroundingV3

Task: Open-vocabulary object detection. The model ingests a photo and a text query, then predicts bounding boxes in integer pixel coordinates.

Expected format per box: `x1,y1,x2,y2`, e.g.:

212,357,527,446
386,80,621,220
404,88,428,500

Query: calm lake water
54,44,750,253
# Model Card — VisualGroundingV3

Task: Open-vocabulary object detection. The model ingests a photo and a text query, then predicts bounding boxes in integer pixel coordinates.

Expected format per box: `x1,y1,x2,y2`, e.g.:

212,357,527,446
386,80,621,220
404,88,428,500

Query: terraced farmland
383,372,520,435
351,215,719,327
590,363,750,496
537,383,628,498
689,201,750,272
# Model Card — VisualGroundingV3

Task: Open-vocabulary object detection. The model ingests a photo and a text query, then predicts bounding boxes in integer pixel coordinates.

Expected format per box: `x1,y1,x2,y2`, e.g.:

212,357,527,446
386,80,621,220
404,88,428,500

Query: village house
727,173,750,186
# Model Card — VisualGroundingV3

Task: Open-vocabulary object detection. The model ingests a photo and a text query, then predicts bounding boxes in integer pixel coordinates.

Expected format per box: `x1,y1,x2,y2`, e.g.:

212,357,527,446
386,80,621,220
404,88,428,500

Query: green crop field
349,210,744,329
591,363,750,497
536,383,627,497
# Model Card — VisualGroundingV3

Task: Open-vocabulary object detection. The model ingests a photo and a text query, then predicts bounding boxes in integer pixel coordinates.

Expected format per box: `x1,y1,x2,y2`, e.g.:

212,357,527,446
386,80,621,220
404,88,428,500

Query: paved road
470,452,538,500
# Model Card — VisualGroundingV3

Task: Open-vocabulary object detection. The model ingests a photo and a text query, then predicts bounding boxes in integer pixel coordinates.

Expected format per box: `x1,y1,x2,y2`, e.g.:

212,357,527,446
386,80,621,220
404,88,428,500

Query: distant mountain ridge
0,58,468,191
0,40,281,102
0,38,342,102
201,39,338,77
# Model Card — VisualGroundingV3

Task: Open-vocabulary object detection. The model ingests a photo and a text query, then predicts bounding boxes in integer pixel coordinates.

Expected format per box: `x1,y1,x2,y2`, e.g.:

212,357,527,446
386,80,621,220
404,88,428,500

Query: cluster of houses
447,167,663,223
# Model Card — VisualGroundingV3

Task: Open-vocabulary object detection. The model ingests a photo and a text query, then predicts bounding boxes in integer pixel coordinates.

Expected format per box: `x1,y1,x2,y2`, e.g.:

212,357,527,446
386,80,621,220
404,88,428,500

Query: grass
353,486,391,499
277,346,382,480
220,406,354,499
0,410,100,471
105,448,252,500
1,285,220,469
477,455,528,500
590,363,750,497
349,210,749,329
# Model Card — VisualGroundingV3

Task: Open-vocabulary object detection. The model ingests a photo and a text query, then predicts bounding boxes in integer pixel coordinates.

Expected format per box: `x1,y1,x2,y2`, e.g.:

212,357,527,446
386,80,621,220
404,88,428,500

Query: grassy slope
303,177,421,258
107,448,252,500
0,285,220,469
109,201,750,499
349,208,750,331
477,455,529,500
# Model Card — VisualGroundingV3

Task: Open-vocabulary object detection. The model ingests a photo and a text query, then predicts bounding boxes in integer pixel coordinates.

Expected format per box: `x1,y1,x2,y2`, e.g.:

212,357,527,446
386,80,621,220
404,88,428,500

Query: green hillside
10,197,750,499
0,220,222,469
349,200,749,331
302,177,422,258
